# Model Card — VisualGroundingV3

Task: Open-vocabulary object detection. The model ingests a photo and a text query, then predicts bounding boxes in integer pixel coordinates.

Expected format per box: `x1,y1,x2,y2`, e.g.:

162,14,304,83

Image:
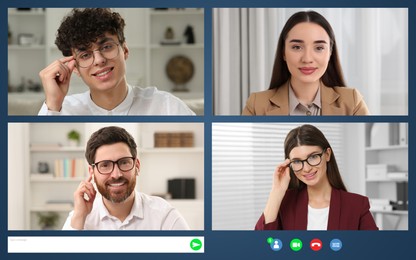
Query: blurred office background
213,8,408,115
212,123,408,230
8,123,204,230
8,8,204,115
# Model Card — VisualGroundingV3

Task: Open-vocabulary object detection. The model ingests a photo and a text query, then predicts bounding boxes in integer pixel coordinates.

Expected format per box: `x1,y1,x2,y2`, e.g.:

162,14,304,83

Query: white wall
8,123,28,229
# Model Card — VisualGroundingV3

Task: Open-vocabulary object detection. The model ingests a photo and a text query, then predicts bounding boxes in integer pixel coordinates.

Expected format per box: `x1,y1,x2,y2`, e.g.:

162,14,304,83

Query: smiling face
289,145,331,187
284,22,332,87
89,142,139,203
72,33,129,94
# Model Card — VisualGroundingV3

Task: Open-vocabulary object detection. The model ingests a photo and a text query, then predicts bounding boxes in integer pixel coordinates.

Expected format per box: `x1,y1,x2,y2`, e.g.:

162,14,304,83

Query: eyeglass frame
91,156,136,175
289,148,327,172
74,41,121,68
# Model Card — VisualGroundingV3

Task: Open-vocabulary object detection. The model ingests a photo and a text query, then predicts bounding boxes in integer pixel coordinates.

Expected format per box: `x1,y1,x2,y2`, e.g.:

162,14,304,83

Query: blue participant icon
330,239,342,251
270,238,283,251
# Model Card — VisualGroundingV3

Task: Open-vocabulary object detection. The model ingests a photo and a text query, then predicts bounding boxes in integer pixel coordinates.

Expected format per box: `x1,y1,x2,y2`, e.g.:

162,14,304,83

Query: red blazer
255,188,378,230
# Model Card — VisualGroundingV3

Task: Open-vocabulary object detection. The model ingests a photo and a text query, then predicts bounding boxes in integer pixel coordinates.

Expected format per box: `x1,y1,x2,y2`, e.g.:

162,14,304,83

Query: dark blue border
3,1,414,260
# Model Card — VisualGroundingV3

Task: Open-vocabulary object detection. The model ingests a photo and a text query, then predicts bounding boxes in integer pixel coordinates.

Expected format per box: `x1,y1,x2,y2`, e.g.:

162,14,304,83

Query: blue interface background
2,0,414,259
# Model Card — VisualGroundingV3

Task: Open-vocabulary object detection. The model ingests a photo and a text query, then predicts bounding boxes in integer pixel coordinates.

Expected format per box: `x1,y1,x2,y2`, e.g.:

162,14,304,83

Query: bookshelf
365,123,408,230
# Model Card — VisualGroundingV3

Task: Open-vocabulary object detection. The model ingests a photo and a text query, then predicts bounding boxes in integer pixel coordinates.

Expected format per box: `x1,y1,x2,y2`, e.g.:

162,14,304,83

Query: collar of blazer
267,81,343,115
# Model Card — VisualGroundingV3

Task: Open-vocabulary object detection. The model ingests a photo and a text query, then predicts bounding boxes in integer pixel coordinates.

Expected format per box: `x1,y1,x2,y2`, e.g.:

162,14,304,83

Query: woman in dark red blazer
255,124,378,230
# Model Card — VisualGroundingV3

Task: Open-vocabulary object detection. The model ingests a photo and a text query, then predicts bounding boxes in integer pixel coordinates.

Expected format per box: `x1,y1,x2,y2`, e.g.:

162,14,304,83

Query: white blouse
307,205,329,230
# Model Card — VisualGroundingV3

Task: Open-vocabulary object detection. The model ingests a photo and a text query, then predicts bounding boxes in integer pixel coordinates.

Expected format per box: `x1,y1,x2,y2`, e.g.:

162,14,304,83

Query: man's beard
96,174,136,203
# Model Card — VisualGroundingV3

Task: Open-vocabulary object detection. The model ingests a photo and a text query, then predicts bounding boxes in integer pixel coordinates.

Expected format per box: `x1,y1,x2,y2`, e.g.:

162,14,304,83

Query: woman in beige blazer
242,11,369,116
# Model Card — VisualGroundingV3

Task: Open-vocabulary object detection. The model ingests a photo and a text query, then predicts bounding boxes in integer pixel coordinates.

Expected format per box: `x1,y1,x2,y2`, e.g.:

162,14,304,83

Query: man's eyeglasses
289,149,327,172
91,157,135,175
75,41,120,68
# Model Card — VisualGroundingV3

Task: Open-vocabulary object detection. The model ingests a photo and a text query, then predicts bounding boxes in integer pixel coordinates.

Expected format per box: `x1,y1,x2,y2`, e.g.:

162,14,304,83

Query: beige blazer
242,82,370,115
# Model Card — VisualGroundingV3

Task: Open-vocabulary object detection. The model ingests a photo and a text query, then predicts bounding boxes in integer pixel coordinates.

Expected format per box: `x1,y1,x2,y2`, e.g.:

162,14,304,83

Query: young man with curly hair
38,8,195,115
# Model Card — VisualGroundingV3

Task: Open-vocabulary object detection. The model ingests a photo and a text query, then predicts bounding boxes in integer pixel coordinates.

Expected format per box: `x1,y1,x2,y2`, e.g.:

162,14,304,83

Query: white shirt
307,205,329,230
38,85,196,115
62,191,190,230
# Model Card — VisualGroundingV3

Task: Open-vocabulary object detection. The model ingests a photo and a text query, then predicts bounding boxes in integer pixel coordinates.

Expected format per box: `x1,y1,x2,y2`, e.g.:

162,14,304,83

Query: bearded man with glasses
38,8,195,115
62,126,190,230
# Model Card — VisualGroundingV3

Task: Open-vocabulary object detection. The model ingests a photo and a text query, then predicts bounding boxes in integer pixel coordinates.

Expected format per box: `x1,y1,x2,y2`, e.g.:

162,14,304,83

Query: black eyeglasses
91,157,135,175
289,149,327,172
75,41,120,68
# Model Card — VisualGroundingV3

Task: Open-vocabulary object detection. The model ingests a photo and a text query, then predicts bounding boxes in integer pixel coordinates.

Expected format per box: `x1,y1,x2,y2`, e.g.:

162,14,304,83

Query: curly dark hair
55,8,126,56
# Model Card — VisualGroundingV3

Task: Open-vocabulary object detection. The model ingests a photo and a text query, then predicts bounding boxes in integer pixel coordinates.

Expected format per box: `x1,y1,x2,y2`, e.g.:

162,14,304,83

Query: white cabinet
8,8,204,115
10,123,204,230
365,123,408,230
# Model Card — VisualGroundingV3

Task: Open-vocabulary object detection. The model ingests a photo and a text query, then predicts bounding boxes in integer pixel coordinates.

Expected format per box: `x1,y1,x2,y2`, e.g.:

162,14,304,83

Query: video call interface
4,1,414,260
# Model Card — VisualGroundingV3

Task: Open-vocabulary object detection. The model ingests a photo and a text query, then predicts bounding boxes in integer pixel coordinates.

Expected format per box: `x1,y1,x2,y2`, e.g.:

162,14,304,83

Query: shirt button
306,111,312,116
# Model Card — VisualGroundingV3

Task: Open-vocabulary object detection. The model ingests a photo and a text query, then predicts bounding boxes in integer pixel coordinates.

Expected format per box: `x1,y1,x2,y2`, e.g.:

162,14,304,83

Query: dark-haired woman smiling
243,11,370,115
255,125,377,230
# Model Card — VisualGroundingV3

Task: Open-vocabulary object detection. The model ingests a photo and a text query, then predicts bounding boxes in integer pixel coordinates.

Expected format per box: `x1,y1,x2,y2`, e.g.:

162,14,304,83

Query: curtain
213,8,408,115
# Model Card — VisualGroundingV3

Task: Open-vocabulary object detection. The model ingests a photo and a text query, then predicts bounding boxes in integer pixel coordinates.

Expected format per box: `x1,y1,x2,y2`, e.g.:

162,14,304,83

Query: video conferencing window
6,5,412,260
8,8,204,116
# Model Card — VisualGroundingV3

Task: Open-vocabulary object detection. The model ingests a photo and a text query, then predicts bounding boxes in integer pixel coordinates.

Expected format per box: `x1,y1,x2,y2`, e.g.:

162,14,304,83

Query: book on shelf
387,172,408,180
369,198,392,205
388,123,408,146
389,123,400,146
399,123,408,145
369,199,393,211
54,158,87,179
370,123,390,147
366,164,395,180
369,123,408,147
395,182,408,210
370,204,393,211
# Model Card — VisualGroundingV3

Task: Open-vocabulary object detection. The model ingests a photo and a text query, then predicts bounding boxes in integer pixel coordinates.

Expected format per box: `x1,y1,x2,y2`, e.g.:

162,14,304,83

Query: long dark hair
268,11,346,90
284,124,347,191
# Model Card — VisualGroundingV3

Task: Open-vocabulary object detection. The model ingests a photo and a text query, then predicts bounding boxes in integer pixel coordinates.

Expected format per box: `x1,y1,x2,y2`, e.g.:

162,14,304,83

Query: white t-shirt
307,205,329,230
38,85,195,115
62,191,190,230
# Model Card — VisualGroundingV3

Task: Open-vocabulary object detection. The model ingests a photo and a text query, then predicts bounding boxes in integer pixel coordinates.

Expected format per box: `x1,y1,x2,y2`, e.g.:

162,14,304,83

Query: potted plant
37,212,60,230
67,130,80,146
